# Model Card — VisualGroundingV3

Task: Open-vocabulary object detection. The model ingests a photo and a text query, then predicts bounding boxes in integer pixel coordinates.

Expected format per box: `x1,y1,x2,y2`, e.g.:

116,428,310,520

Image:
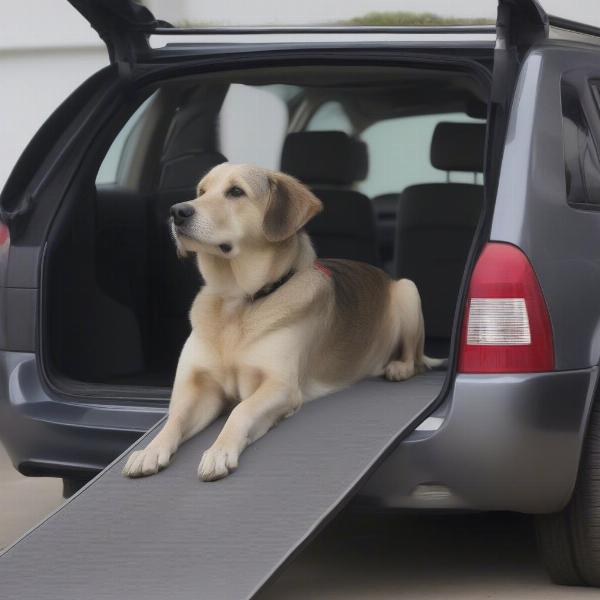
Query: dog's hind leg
198,378,299,481
384,279,425,382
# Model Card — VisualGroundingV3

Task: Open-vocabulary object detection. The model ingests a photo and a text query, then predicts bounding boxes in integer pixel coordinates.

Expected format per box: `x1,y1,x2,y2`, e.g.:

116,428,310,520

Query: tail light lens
0,221,9,285
458,243,554,373
0,222,8,247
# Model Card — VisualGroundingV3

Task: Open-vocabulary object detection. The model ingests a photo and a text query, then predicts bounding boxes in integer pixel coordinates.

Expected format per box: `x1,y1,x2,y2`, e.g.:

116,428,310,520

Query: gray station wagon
2,0,600,587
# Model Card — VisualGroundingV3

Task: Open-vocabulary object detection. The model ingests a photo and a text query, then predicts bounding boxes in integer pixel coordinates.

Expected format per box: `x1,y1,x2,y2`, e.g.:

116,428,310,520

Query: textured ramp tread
0,372,444,600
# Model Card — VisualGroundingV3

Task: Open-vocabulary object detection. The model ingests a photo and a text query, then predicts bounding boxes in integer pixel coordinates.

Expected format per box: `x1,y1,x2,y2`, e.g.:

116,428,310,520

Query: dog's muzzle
170,203,195,226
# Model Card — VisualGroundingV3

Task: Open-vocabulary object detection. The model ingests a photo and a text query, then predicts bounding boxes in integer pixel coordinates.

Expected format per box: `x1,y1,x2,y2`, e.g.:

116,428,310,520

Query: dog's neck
196,232,316,301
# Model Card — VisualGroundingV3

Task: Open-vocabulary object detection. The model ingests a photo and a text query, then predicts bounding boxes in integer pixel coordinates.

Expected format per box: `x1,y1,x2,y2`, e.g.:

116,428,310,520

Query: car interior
43,65,488,391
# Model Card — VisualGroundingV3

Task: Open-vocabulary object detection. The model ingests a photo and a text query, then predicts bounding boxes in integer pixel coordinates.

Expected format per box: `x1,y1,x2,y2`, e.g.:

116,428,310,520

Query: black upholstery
430,121,486,172
159,151,228,190
373,193,401,270
395,122,485,342
281,131,368,185
395,184,482,338
280,131,378,265
151,151,227,375
47,185,150,383
307,190,378,264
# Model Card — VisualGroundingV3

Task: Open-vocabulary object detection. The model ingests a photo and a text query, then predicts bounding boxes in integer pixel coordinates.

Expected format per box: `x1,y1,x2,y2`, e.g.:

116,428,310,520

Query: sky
147,0,600,27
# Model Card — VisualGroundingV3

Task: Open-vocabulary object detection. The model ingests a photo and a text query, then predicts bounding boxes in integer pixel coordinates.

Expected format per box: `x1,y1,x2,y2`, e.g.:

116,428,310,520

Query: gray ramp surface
0,372,444,600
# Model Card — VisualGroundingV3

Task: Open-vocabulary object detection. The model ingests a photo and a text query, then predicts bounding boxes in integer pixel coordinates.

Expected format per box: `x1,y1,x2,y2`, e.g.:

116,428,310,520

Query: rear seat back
281,131,378,265
151,151,227,373
395,121,485,341
372,193,401,272
154,151,227,310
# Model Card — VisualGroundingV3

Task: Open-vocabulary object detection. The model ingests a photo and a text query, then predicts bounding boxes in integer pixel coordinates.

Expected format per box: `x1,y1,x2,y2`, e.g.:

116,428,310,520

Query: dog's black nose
170,203,195,226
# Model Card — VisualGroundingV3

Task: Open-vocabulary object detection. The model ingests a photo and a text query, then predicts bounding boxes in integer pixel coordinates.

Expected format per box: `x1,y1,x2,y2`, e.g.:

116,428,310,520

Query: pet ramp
0,371,444,599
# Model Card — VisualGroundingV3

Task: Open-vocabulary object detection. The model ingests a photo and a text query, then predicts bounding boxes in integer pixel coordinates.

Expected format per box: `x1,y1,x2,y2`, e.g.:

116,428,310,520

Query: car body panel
491,44,600,370
363,368,597,513
0,352,164,479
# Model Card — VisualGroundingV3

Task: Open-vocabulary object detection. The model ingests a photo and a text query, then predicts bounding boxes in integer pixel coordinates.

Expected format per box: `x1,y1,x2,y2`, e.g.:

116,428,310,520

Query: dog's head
170,163,323,258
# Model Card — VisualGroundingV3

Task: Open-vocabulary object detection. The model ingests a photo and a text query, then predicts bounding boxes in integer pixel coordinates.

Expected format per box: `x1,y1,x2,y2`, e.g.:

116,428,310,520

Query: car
1,0,600,586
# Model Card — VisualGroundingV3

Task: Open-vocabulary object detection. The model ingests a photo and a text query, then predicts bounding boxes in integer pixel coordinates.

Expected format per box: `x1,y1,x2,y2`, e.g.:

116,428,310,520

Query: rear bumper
360,368,597,513
0,352,164,480
0,351,596,513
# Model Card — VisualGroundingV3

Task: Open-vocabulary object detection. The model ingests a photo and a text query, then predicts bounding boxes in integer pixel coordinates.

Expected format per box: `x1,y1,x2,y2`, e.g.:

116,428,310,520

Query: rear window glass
218,84,289,169
306,102,353,135
96,94,156,185
561,82,600,209
358,113,485,197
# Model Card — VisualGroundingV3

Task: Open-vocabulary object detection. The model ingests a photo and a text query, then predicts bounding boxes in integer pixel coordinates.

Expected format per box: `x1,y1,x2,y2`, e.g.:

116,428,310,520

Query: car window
96,94,156,186
358,113,485,197
218,84,289,170
306,101,353,134
562,81,600,209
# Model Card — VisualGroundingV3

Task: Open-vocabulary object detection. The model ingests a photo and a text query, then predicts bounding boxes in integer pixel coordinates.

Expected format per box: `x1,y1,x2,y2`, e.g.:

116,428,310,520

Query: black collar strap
247,269,296,303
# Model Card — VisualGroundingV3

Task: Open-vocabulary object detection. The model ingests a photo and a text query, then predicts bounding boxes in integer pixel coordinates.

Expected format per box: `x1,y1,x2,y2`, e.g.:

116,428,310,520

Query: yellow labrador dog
122,163,443,482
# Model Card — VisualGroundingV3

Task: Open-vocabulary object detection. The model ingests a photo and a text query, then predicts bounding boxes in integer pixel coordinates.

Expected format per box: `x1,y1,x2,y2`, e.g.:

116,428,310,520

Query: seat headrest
307,189,374,237
430,122,486,172
159,151,227,190
281,131,368,185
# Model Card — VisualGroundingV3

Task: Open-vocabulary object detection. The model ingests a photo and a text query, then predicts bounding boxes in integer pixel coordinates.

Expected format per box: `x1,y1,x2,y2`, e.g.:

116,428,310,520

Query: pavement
0,440,597,598
259,510,598,600
0,442,62,552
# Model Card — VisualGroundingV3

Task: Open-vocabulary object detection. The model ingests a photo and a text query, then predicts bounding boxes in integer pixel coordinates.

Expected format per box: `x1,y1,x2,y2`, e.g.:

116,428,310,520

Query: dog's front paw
198,445,239,481
122,447,171,478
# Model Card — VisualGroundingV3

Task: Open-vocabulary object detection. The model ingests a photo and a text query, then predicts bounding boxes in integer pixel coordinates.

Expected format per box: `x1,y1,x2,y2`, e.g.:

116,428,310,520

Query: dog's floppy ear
262,172,323,242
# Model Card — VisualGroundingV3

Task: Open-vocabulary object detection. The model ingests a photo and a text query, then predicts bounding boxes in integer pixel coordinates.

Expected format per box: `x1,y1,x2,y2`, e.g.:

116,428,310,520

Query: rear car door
488,0,600,371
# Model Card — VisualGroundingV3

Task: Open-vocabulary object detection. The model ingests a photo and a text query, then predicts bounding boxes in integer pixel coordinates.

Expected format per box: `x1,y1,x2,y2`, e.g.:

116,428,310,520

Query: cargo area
42,64,488,393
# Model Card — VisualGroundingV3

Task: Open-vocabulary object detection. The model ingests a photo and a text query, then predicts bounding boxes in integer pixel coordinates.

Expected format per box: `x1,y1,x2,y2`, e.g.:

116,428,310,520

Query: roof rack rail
548,14,600,40
151,25,497,36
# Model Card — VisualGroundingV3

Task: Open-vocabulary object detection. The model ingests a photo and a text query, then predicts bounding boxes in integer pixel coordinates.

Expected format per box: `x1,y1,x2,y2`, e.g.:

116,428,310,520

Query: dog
122,163,444,481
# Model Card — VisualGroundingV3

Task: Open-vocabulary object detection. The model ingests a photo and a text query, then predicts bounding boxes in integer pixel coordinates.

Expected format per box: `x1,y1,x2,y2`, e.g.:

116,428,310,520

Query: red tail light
458,243,554,373
0,222,8,247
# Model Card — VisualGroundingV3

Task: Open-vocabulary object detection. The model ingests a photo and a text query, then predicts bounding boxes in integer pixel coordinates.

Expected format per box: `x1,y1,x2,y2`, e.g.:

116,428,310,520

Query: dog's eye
226,186,245,198
197,189,205,196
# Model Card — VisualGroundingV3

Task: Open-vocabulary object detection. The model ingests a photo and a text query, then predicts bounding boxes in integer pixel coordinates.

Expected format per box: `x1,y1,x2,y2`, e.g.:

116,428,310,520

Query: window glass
218,84,289,169
96,94,155,185
358,112,485,197
561,82,600,208
306,101,353,134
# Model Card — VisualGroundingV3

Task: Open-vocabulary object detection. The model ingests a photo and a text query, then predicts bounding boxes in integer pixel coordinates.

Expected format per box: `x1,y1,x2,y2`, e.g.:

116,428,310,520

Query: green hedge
340,11,493,27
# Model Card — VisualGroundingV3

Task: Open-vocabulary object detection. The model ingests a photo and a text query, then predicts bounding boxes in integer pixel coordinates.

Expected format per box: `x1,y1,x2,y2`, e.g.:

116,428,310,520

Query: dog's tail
423,355,448,369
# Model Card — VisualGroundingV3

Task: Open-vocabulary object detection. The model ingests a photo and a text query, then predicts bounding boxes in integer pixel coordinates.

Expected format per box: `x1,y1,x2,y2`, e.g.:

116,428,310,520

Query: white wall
2,0,600,188
146,0,600,26
0,1,107,188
